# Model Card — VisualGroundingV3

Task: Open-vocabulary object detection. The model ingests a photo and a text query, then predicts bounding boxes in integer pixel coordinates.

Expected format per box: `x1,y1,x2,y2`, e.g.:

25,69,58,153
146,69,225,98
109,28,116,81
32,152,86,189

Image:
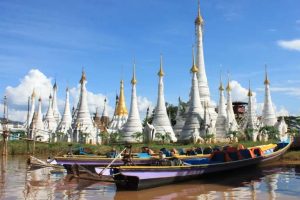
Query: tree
99,131,109,144
259,126,279,140
155,132,171,144
165,103,177,126
109,132,122,143
245,128,255,141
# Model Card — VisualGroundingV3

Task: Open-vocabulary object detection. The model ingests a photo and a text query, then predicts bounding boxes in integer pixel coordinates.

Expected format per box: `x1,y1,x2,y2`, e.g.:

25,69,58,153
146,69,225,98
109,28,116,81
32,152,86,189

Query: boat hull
113,141,291,190
56,154,210,174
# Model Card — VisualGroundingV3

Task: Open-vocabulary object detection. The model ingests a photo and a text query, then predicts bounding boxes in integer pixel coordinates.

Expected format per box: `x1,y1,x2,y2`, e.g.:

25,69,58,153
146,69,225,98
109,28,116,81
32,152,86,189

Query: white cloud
229,80,264,115
230,80,256,102
4,69,114,122
5,69,53,106
68,84,113,117
276,106,289,117
257,87,300,97
137,96,153,120
277,39,300,51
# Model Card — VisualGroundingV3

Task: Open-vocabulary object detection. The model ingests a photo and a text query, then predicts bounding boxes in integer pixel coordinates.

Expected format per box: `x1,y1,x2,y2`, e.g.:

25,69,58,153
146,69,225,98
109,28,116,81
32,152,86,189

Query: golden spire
158,54,164,77
219,74,224,91
79,69,86,84
190,46,198,73
264,65,270,85
195,0,204,25
116,80,128,116
248,80,253,97
226,72,231,92
131,60,137,85
31,88,36,98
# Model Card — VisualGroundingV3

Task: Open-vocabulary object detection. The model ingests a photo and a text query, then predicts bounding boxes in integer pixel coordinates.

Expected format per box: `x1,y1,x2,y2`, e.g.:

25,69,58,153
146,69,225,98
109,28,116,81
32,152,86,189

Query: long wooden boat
112,140,292,190
55,153,210,174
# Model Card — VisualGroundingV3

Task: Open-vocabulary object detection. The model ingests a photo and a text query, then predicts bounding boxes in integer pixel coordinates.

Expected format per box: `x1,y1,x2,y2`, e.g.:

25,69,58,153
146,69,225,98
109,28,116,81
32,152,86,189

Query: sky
0,0,300,122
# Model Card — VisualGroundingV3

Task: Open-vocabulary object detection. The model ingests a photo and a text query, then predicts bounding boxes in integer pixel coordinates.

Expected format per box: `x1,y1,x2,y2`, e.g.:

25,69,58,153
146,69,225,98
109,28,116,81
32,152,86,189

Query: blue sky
0,0,300,121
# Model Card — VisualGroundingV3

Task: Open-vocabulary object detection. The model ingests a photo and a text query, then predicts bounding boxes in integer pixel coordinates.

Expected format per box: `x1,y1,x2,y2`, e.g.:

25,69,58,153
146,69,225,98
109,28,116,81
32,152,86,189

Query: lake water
1,155,300,200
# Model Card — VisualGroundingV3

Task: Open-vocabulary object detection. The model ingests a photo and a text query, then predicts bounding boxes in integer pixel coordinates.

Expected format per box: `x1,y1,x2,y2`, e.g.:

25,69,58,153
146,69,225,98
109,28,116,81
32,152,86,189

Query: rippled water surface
1,156,300,200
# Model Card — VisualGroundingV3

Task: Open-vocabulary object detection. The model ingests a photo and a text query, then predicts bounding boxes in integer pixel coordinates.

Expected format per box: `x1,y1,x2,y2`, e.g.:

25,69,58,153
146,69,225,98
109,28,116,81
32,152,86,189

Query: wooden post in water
1,96,9,156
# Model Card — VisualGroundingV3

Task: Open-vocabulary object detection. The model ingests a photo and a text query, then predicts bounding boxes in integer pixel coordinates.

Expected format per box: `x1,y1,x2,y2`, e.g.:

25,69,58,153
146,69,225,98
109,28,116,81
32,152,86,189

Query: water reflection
1,156,300,200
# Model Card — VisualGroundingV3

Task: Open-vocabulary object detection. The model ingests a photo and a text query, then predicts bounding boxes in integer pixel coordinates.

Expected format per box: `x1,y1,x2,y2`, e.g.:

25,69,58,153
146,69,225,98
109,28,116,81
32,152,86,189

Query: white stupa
195,0,217,122
102,98,109,118
215,79,227,139
173,97,186,138
180,48,204,142
52,81,61,123
32,97,48,141
261,67,277,126
44,94,58,135
152,56,177,142
120,63,143,143
226,77,239,132
57,87,72,141
26,89,36,128
109,81,128,132
244,83,259,141
72,70,97,144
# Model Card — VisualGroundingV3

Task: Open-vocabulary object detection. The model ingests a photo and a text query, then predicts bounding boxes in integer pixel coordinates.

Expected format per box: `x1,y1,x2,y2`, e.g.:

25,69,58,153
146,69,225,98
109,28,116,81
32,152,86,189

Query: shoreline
2,141,300,164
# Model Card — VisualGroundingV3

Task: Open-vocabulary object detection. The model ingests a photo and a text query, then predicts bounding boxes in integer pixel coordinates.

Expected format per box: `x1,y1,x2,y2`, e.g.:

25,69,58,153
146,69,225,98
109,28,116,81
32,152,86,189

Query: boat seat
184,158,209,165
250,148,263,157
210,151,226,163
277,142,288,150
238,149,254,159
137,153,151,158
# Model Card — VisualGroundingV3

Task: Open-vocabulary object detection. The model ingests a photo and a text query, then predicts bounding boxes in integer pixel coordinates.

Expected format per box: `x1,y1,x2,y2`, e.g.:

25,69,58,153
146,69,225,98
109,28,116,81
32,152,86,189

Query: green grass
2,139,279,156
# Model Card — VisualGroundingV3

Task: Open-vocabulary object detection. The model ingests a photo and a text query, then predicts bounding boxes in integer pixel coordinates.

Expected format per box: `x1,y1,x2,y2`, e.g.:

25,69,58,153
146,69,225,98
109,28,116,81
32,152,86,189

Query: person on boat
106,148,118,158
169,151,183,166
203,146,213,154
186,147,197,156
142,146,154,155
170,148,178,155
156,151,168,166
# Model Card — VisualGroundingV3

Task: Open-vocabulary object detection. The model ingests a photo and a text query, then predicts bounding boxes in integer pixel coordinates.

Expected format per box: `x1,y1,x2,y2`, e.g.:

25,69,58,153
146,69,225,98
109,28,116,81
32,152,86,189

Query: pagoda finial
80,68,87,84
53,78,57,89
248,80,253,97
31,88,36,98
219,73,224,91
264,64,270,85
195,0,204,25
158,54,164,77
226,72,232,92
190,46,198,73
116,79,128,115
131,59,137,85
